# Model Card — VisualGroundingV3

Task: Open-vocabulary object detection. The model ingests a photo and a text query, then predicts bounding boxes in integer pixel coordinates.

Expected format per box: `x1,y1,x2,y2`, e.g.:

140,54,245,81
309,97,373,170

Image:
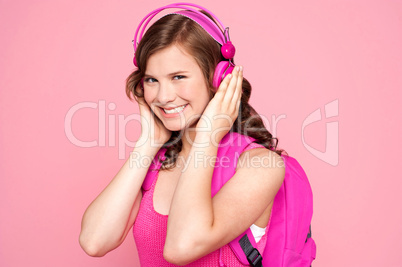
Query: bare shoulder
236,146,285,170
235,146,285,184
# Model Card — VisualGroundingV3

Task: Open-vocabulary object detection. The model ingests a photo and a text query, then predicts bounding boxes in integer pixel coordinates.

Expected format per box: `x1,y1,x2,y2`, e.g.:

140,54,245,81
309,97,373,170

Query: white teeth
163,105,187,114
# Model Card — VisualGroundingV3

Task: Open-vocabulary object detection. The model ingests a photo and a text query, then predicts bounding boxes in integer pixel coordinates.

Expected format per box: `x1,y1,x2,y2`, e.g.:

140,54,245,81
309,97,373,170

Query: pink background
1,0,401,266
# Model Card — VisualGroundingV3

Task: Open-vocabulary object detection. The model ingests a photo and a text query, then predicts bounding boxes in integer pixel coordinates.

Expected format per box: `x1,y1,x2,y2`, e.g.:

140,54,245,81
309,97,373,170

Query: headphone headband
132,3,236,88
133,3,230,52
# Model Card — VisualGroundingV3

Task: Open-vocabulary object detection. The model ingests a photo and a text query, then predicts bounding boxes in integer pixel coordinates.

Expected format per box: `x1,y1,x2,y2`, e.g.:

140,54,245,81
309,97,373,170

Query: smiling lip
159,104,188,118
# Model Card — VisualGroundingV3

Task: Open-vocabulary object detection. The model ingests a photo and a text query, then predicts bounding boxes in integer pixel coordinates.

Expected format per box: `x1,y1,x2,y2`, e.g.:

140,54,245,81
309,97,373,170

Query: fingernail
236,66,240,72
240,66,243,71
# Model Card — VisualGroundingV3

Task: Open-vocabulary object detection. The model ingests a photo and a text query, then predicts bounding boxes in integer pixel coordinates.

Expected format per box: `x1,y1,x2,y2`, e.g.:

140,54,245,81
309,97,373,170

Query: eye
144,77,157,83
173,75,186,80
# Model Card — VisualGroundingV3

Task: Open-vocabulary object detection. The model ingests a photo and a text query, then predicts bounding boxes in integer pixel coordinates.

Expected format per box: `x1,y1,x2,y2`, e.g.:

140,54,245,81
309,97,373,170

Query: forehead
146,45,200,75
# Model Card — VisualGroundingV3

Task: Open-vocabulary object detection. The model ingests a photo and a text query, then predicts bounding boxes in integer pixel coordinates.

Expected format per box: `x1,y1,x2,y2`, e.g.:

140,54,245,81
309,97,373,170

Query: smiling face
143,44,211,132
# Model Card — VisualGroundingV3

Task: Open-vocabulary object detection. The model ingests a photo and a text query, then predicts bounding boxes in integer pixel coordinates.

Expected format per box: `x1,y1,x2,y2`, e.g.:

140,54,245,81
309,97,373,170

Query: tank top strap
142,147,167,191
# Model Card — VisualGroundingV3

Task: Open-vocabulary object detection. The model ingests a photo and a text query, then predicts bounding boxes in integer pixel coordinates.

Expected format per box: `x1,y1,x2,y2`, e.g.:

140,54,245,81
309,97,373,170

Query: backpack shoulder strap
210,132,257,196
230,228,262,266
209,132,264,266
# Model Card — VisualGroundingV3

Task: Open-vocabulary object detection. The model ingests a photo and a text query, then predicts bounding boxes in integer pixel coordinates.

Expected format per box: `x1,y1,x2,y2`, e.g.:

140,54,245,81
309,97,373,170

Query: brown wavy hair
126,13,284,170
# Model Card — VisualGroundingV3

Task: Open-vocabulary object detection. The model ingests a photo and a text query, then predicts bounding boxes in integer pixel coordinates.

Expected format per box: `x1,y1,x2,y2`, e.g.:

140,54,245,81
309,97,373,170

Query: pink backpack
143,132,316,266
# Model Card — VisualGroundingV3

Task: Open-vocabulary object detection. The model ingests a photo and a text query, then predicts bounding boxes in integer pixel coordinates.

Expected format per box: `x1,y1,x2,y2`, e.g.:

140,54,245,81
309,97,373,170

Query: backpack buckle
247,248,262,267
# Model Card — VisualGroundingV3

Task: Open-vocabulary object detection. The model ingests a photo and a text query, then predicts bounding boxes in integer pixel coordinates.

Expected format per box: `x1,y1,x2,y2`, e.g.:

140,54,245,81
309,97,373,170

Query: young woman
79,3,288,266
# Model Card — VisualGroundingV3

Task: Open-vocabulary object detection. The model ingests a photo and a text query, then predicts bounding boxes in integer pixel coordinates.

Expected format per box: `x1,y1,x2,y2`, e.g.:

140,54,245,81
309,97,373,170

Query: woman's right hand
80,93,168,256
136,91,172,148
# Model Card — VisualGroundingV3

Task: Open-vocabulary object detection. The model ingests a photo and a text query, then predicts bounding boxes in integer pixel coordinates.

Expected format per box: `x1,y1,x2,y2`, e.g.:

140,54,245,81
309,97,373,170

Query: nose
156,82,176,105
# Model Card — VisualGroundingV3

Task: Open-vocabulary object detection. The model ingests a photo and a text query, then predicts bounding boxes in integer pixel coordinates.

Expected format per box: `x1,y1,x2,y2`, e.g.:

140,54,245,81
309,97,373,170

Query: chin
163,119,198,133
162,120,186,132
165,125,184,132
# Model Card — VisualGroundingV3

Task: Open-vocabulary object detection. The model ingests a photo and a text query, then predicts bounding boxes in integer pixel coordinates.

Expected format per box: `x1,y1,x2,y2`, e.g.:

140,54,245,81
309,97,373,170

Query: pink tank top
133,142,269,266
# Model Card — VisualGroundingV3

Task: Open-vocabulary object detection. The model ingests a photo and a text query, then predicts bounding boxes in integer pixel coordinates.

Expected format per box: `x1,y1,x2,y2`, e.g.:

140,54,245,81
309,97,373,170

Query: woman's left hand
195,65,243,146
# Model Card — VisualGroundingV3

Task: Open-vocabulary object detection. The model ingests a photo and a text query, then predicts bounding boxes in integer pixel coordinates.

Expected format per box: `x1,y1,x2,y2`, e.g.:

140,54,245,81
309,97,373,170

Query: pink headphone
132,3,236,88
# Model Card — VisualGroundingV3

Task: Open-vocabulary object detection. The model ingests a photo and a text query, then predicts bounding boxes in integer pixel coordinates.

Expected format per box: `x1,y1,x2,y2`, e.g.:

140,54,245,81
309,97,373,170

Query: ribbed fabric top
133,142,269,266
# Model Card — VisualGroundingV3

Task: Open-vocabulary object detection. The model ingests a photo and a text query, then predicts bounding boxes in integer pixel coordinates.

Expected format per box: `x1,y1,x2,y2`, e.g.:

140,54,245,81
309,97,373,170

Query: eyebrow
144,71,190,77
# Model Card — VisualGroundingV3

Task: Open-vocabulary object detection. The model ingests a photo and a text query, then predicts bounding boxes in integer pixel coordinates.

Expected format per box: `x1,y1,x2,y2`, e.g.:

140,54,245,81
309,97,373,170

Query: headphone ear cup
213,61,235,89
